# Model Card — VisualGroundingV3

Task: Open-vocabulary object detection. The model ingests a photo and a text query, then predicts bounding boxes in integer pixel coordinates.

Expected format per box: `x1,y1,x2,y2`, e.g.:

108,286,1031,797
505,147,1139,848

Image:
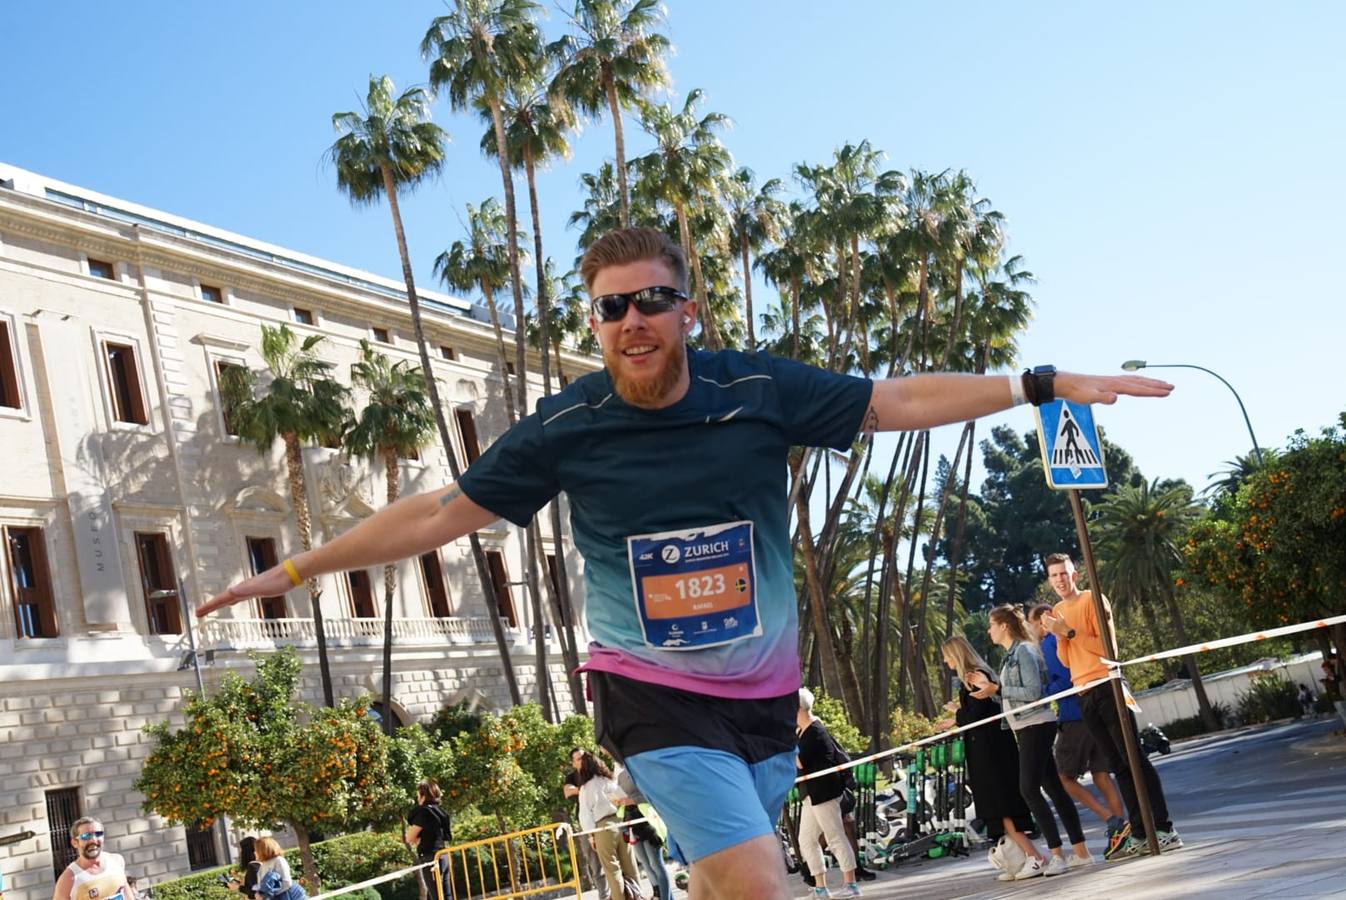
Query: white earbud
683,316,692,325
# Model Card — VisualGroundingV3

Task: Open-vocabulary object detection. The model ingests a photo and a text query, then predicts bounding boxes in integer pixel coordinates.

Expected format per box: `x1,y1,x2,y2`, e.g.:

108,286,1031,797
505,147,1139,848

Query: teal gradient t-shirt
457,348,872,699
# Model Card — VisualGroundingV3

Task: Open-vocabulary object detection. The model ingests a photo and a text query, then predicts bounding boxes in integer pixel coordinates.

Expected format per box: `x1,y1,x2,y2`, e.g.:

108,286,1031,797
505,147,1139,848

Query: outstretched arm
866,371,1173,433
196,484,500,616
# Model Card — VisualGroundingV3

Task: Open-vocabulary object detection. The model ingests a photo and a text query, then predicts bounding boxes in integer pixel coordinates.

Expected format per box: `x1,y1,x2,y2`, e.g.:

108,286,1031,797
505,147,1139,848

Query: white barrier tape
800,610,1341,785
571,814,651,839
795,670,1118,783
1101,613,1346,668
308,859,434,900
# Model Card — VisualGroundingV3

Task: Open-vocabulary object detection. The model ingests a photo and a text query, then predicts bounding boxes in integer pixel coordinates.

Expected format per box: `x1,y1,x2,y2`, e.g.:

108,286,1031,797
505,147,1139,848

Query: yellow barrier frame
432,821,580,900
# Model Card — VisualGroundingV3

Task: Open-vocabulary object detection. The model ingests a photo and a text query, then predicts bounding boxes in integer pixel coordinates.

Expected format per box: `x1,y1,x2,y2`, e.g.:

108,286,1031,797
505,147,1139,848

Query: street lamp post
1121,360,1264,465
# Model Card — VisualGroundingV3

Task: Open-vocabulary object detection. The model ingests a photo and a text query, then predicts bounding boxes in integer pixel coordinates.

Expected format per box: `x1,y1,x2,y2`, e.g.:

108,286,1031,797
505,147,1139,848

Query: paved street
795,717,1346,899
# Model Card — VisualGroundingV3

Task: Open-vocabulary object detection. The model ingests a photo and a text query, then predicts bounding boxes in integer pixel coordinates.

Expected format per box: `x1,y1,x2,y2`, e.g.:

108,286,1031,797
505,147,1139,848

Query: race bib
626,521,761,650
73,874,123,900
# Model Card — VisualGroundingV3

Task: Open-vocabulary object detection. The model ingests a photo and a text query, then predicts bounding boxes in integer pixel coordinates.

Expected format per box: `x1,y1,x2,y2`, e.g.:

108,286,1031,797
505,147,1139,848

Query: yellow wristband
282,558,303,587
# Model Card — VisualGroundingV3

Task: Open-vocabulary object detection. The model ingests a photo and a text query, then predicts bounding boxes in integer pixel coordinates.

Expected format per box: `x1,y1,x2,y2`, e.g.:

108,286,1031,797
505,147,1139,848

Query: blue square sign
1035,399,1108,490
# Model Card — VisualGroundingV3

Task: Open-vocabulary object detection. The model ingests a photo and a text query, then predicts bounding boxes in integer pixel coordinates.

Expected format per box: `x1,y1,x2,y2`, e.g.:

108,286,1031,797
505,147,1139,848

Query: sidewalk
794,719,1346,899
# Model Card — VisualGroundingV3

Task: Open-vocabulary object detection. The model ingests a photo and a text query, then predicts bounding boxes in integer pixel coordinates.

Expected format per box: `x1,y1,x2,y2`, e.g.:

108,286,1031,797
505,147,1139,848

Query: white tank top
66,853,126,900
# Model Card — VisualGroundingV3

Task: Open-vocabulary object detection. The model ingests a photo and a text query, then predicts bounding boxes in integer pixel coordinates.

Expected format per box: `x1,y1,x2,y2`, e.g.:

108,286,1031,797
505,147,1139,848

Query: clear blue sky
3,2,1342,494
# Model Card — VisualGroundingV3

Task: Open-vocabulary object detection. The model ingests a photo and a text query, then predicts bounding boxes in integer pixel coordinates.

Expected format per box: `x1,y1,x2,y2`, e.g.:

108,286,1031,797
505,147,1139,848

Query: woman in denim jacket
974,605,1091,877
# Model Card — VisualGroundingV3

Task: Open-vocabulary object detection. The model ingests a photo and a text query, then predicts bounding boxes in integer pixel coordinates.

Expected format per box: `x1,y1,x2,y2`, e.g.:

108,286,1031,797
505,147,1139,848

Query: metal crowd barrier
433,821,580,900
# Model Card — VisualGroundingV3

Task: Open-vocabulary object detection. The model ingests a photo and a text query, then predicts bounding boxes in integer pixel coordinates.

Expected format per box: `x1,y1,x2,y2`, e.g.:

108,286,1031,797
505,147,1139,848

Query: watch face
1033,365,1057,376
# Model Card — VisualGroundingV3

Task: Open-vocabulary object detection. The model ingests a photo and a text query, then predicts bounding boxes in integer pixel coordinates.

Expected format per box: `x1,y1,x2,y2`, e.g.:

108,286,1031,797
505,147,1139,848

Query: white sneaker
1043,855,1069,876
1014,856,1047,880
996,869,1017,882
1067,853,1097,869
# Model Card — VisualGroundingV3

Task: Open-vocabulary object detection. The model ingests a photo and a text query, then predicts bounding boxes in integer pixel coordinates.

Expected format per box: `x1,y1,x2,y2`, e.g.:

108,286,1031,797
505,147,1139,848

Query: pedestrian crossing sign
1034,399,1108,489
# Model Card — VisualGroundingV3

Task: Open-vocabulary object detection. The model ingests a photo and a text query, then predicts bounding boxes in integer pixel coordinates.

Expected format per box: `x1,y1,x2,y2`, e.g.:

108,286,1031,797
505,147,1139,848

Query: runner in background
52,817,134,900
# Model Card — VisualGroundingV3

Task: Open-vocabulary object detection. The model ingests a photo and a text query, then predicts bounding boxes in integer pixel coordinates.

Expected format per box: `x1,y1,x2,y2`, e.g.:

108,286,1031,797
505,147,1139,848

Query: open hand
1055,372,1173,406
196,566,295,617
1040,613,1071,639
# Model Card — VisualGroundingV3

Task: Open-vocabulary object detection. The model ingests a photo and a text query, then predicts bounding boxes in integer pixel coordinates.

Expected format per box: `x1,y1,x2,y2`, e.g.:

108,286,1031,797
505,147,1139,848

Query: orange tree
134,648,396,891
1184,414,1346,652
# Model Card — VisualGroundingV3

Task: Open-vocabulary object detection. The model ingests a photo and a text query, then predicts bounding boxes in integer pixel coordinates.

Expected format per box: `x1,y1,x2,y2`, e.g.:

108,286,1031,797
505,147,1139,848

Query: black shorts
589,671,796,764
1054,718,1109,779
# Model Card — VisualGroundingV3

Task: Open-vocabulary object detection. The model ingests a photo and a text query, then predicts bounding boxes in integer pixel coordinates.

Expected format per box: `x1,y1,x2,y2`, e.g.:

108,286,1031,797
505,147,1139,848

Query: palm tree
327,74,522,706
220,325,351,707
423,0,544,422
345,341,437,734
1094,479,1220,730
549,0,672,227
1205,449,1276,499
724,167,785,350
434,199,525,423
631,89,732,348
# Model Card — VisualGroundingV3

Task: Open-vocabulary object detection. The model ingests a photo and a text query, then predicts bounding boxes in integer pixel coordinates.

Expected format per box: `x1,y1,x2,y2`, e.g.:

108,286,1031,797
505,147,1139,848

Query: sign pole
1067,489,1161,856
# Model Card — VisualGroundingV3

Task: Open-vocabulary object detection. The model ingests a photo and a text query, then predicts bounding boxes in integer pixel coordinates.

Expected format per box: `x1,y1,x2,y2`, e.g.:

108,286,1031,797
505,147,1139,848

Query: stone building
0,163,592,899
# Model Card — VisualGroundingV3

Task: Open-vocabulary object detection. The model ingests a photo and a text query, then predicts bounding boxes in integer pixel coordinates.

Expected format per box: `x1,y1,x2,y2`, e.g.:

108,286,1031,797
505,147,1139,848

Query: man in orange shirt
1039,553,1180,860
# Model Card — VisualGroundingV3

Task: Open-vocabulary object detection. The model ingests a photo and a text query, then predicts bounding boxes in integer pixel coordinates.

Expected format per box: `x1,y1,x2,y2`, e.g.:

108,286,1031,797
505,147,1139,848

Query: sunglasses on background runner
591,286,687,322
77,831,105,841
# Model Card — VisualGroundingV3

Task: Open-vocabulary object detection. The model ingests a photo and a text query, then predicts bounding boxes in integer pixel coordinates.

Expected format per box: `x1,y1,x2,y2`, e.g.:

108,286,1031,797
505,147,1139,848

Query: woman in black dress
939,636,1037,869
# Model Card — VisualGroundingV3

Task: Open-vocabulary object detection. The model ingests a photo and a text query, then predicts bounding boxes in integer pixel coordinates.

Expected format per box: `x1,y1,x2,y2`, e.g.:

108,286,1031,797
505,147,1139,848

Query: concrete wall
1133,652,1324,727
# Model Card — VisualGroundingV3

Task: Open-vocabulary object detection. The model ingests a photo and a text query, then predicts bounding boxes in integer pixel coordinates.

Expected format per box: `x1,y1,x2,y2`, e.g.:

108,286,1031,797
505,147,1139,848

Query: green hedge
152,823,576,900
1236,672,1301,725
152,832,414,900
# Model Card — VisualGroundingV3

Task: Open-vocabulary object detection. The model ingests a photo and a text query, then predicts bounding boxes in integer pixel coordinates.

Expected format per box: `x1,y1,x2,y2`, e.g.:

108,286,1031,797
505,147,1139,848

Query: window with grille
45,787,81,878
185,821,218,870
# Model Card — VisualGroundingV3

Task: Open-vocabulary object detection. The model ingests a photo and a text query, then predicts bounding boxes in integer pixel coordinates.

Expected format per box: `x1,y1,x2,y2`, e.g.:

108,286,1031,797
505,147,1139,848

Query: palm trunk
523,146,586,715
790,273,801,360
604,68,630,228
676,202,722,350
792,459,848,716
282,433,334,708
940,422,977,703
490,97,528,424
910,423,973,716
480,280,519,425
740,233,755,349
1162,585,1219,731
897,436,931,709
379,165,521,706
381,449,400,735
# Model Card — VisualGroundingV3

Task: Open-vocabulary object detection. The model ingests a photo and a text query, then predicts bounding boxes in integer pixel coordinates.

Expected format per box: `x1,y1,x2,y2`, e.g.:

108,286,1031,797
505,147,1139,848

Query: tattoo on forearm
439,485,463,507
860,406,879,435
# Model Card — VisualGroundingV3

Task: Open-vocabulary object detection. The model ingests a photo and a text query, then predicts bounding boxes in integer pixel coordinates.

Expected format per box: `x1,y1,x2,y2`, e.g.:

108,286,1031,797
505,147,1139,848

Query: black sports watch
1022,364,1057,406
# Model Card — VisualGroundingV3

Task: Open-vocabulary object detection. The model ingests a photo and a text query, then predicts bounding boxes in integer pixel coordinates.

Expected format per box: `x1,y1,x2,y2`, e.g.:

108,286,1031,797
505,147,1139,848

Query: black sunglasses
591,286,687,323
76,831,105,841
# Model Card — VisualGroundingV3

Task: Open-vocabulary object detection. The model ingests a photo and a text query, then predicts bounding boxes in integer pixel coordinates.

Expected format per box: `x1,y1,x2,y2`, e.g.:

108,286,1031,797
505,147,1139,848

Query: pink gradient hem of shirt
577,643,801,700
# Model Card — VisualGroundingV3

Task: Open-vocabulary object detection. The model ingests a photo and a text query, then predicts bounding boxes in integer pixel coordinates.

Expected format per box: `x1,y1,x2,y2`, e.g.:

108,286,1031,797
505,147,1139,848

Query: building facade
0,163,593,899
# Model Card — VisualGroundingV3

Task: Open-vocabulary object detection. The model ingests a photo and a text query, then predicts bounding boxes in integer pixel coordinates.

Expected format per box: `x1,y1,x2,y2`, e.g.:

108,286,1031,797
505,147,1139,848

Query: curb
1289,732,1346,755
